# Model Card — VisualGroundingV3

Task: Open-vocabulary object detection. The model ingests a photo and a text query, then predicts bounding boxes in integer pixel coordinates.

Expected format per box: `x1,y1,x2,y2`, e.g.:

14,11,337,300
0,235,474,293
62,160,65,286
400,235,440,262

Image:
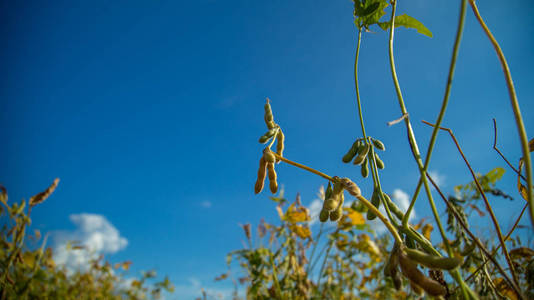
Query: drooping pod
366,187,380,220
275,129,285,163
352,143,370,165
371,138,386,151
342,140,361,163
329,192,344,221
263,148,276,163
398,250,447,297
254,157,268,194
404,248,463,271
259,128,278,144
325,182,333,200
319,209,330,222
323,181,343,212
267,162,278,194
374,153,385,169
384,245,402,291
339,177,361,197
361,156,369,178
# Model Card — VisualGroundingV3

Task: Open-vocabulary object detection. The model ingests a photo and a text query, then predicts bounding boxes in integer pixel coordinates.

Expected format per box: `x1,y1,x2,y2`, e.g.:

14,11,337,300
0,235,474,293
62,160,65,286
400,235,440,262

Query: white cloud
368,189,416,234
307,199,323,226
172,277,237,300
428,170,446,187
53,213,128,272
200,201,212,208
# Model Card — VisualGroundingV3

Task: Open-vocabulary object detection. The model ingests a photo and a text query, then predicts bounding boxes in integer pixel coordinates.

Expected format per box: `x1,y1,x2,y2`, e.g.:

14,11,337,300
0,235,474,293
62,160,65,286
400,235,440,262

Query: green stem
404,0,467,227
387,1,472,298
468,0,533,248
354,28,367,140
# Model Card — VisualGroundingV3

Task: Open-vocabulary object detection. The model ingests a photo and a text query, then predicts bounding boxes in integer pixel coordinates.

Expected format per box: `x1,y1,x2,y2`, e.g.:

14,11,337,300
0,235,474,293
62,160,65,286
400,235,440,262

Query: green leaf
355,0,389,29
379,14,433,38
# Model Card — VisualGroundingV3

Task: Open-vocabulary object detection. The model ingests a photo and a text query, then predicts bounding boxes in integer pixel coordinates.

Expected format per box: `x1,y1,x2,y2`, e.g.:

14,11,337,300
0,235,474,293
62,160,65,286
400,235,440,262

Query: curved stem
387,1,471,298
272,153,333,182
404,0,467,226
468,0,533,233
354,28,367,140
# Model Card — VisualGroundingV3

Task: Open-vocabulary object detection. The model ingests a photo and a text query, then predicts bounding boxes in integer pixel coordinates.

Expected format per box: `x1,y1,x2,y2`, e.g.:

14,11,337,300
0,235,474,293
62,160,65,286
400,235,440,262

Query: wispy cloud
200,201,212,208
53,213,128,272
172,277,237,300
428,170,446,188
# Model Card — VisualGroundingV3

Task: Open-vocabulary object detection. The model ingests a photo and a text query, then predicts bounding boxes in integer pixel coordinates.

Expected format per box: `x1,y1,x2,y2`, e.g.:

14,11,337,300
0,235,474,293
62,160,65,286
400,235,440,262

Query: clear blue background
1,0,533,298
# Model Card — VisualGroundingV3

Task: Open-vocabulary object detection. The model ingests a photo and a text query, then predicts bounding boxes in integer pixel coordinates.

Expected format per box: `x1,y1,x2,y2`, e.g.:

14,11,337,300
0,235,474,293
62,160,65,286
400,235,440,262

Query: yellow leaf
493,278,518,300
422,223,433,240
347,210,365,226
413,217,427,230
290,224,311,239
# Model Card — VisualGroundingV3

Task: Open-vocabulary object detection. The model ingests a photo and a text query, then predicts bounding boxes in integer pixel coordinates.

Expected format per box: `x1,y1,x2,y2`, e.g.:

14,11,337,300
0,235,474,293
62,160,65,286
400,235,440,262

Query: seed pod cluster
254,157,268,194
371,137,386,151
383,245,402,291
353,143,370,166
319,180,344,223
404,248,463,271
398,249,447,297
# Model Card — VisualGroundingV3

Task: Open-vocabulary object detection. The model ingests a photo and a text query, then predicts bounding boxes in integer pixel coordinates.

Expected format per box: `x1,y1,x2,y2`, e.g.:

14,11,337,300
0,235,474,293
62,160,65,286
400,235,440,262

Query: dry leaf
29,178,60,207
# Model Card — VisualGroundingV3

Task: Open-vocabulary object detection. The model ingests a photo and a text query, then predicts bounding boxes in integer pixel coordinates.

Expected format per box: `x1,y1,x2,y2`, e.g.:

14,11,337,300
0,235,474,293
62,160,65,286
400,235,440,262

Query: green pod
360,157,369,178
371,188,381,209
366,210,376,220
319,209,329,222
275,130,285,161
405,248,463,271
342,140,361,163
352,143,369,165
372,138,386,151
325,182,333,200
258,128,277,144
323,196,339,211
383,193,404,220
398,250,447,297
329,207,342,221
374,153,385,169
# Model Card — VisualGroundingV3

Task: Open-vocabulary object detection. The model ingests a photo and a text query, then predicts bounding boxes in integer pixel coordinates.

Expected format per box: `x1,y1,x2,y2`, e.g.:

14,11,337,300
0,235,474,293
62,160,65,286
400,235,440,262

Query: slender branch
493,118,526,181
468,0,533,237
405,0,467,232
387,1,472,297
427,173,524,299
465,203,528,283
423,120,522,296
271,152,402,244
354,28,367,140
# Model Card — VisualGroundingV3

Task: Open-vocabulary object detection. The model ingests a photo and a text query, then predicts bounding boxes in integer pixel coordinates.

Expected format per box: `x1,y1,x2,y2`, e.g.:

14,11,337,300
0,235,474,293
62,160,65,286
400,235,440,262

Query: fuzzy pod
398,250,447,297
352,144,370,165
325,182,333,200
267,162,278,194
323,196,339,212
372,138,386,151
329,206,342,221
254,157,267,194
275,130,285,162
360,157,369,178
258,128,277,144
342,140,361,163
264,100,274,128
339,177,361,197
374,153,385,169
319,209,330,222
405,248,463,271
263,149,276,163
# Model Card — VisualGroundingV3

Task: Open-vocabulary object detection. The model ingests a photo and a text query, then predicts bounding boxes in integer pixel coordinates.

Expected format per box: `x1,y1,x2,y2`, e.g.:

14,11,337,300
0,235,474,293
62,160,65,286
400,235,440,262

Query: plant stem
422,120,521,293
271,152,402,244
404,0,467,226
468,0,533,232
354,28,367,140
387,2,472,298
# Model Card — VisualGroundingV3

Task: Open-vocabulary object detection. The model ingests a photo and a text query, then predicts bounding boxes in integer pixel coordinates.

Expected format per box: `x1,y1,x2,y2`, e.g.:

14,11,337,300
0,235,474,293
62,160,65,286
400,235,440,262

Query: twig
493,118,526,181
465,203,528,283
423,120,523,299
387,113,409,126
427,173,523,299
469,0,533,238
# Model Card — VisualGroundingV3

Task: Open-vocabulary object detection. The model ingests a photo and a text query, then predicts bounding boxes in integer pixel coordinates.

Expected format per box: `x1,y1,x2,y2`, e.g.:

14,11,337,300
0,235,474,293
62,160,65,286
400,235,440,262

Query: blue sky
1,0,533,298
